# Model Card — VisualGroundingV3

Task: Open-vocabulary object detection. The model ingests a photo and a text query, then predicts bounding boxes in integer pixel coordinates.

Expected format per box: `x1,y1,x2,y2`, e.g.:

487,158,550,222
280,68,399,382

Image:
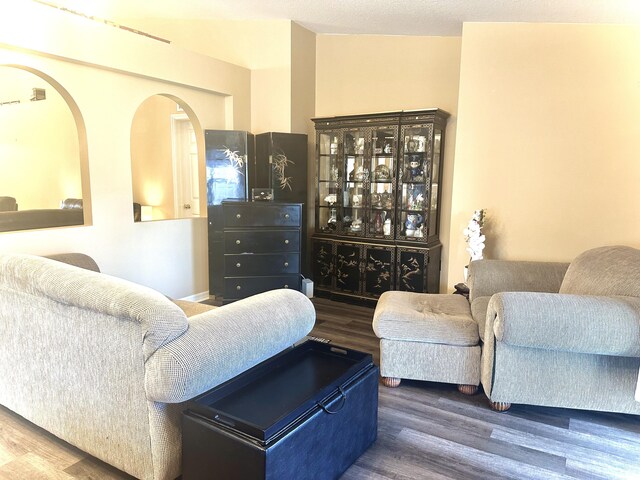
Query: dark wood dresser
222,201,302,303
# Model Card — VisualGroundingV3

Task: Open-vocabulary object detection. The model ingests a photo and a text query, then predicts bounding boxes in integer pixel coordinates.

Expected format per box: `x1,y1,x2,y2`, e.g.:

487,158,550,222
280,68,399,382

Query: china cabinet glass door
367,126,397,238
342,128,367,236
317,131,341,234
397,123,433,241
429,129,443,238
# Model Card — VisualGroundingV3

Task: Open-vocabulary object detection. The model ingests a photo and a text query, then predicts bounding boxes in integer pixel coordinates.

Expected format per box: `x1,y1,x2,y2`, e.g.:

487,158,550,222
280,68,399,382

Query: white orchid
463,209,486,261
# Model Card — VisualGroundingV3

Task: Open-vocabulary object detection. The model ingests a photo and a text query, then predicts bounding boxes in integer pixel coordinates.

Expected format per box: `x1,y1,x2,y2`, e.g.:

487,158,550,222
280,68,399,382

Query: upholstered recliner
471,245,640,413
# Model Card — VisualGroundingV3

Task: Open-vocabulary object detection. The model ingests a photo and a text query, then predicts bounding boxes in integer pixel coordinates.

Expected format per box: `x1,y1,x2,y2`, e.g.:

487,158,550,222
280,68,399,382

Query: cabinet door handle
284,262,289,267
236,263,241,268
235,240,241,245
284,213,290,219
284,239,289,244
236,285,242,291
284,284,289,288
236,213,242,219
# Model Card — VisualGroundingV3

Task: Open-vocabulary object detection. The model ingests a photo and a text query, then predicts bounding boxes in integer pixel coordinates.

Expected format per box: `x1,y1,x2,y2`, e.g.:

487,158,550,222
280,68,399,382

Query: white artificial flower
463,209,486,261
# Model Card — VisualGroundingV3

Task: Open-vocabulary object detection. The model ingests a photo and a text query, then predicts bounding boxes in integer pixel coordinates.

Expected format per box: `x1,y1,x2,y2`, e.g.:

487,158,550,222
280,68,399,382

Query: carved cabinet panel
312,239,334,290
364,245,393,296
334,242,362,294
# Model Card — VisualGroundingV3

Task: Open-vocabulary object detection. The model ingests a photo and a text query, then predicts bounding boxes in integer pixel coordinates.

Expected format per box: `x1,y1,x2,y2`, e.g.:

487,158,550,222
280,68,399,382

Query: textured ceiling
48,0,640,36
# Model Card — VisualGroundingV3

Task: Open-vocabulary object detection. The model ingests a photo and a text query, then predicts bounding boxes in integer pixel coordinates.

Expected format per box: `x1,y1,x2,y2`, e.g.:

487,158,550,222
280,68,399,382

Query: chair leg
381,376,401,388
457,384,478,395
489,400,511,412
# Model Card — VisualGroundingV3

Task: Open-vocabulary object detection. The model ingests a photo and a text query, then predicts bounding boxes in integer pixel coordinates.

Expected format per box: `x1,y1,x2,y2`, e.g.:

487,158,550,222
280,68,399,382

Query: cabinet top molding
312,108,450,125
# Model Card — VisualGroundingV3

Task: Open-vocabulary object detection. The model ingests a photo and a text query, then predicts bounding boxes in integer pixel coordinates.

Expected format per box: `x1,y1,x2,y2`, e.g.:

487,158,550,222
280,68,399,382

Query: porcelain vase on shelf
383,218,391,235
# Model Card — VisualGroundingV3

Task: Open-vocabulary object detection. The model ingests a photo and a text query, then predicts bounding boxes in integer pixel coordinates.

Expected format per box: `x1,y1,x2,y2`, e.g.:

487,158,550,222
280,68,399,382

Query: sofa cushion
560,246,640,297
471,296,491,341
172,299,216,317
373,291,478,346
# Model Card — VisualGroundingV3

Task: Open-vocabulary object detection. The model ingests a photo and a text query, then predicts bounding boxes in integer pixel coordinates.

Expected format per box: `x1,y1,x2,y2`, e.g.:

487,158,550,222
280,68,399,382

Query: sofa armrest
487,292,640,356
144,289,316,403
468,260,569,302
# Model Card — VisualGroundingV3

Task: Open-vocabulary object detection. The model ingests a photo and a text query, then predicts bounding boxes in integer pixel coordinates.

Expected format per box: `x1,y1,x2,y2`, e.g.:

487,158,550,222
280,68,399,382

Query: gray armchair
469,245,640,414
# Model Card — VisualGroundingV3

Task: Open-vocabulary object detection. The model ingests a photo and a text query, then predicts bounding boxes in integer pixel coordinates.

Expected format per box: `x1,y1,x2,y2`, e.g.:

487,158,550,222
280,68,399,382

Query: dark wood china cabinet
311,109,448,301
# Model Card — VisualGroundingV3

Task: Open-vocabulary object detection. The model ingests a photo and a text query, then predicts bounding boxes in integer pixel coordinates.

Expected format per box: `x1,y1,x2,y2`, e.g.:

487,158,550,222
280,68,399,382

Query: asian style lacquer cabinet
311,109,448,301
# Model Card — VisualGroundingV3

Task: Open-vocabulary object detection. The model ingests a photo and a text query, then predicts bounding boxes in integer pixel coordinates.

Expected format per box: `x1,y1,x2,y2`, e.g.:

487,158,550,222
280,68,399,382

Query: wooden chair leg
457,384,478,395
489,400,511,412
381,376,401,388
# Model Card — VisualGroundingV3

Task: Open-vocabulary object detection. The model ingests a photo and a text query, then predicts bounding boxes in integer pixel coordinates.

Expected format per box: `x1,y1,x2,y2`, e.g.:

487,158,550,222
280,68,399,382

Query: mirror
0,66,86,232
130,94,200,221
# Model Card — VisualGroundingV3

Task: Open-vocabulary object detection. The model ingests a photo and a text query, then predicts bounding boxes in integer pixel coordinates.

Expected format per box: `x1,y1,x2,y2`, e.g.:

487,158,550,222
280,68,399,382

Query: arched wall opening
0,64,91,231
130,94,205,222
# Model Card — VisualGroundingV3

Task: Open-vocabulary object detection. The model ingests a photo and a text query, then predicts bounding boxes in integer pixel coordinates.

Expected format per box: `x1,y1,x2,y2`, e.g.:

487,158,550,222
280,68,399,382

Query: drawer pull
284,284,289,288
236,263,241,268
235,240,241,245
236,213,242,219
236,285,242,291
284,213,290,219
284,239,289,244
284,262,289,267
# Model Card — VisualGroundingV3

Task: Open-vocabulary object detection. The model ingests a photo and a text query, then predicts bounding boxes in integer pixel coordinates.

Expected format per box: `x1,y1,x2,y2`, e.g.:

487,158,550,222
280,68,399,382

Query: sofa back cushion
0,253,188,359
559,245,640,297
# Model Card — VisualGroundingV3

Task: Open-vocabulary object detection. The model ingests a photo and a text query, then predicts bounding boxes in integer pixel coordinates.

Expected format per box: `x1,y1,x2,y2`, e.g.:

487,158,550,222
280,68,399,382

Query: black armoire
206,130,307,300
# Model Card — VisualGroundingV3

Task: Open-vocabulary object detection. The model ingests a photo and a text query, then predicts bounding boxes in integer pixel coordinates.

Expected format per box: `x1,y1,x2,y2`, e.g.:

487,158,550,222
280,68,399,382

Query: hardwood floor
1,297,639,479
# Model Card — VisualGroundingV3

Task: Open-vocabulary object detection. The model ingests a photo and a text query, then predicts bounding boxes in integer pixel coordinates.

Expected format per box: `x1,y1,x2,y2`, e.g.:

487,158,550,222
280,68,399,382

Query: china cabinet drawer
225,253,300,276
224,230,300,254
224,275,301,301
223,204,301,228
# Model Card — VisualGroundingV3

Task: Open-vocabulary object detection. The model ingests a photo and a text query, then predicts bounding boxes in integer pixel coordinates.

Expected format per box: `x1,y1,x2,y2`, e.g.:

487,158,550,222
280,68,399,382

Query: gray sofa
0,252,315,480
469,245,640,414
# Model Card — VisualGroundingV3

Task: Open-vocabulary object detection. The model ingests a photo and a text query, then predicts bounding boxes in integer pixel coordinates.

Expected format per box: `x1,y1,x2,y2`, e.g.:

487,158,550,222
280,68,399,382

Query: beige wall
291,24,317,272
316,35,463,291
0,2,250,299
117,18,295,133
449,23,640,284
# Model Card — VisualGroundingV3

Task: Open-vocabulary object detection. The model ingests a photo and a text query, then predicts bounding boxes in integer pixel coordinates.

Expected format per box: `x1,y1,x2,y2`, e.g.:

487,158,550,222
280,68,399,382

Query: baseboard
180,291,210,303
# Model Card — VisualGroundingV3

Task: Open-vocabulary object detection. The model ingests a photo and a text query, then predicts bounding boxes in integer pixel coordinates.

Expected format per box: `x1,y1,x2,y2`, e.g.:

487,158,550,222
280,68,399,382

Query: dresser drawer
224,275,302,300
225,253,300,276
224,204,301,228
224,230,300,254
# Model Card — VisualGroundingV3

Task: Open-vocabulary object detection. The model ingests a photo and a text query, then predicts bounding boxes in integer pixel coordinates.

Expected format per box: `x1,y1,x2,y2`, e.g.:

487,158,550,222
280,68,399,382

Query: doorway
172,113,200,218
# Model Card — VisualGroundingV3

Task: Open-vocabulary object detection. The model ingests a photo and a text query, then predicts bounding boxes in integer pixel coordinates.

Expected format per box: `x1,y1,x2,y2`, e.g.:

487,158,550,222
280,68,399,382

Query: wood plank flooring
1,297,639,479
